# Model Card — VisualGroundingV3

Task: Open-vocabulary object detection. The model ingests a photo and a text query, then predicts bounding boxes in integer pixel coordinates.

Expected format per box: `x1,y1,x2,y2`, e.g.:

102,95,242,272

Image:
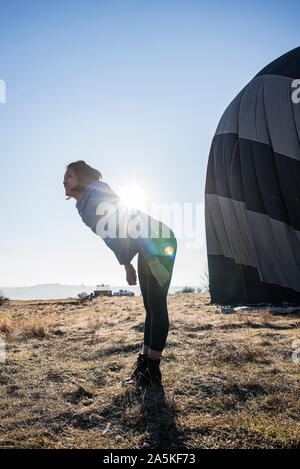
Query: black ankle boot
144,358,162,385
122,353,149,385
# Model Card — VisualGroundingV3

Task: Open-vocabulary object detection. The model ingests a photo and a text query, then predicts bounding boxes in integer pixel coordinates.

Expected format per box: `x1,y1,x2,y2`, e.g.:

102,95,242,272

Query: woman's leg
124,238,176,386
122,254,151,384
137,251,152,353
146,243,177,355
123,244,176,385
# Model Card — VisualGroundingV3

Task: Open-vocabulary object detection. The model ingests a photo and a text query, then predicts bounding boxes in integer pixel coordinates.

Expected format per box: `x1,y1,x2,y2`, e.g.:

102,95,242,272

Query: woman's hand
148,257,170,287
124,262,137,285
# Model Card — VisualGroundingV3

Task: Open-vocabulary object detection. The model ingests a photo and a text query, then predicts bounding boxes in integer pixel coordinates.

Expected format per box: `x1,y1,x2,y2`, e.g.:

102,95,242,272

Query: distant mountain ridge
0,283,190,300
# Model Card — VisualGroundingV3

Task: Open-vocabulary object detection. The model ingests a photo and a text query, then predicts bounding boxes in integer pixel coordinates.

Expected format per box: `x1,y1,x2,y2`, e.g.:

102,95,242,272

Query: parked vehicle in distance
113,289,135,297
93,284,112,297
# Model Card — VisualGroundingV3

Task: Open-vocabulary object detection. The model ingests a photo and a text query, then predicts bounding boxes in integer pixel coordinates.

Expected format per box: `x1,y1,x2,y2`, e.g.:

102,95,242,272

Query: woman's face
63,167,79,197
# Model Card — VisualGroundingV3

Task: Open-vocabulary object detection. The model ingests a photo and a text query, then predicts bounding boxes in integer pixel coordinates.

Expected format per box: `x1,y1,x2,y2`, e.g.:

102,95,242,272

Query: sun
118,183,148,210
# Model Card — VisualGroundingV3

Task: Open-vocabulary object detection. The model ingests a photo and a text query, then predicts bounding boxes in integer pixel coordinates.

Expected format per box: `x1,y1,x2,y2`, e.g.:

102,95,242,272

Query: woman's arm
148,257,170,287
124,258,170,288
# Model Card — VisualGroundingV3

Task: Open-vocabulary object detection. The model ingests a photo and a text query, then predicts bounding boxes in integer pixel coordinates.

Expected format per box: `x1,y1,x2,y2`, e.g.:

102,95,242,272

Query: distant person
63,161,177,386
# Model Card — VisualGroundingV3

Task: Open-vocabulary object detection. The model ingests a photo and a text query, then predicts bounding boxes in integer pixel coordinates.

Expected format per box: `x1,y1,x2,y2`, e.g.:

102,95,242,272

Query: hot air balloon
205,47,300,305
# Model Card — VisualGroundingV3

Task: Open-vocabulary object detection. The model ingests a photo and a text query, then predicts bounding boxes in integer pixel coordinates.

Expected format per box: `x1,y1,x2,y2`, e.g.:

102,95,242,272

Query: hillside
0,293,299,449
0,283,187,300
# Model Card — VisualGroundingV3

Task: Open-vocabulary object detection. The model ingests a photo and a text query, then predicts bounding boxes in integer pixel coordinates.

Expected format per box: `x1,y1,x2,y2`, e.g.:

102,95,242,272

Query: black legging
137,235,177,352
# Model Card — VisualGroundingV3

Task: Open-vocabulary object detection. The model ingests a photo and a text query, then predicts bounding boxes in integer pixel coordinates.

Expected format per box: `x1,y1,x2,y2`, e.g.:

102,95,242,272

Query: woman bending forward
64,161,177,386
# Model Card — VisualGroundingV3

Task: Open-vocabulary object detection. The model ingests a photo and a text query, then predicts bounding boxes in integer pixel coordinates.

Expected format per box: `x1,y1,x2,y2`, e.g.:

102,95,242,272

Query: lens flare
164,246,175,258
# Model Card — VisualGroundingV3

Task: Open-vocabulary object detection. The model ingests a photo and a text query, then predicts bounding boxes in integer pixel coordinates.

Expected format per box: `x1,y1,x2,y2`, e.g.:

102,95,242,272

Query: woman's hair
66,160,102,191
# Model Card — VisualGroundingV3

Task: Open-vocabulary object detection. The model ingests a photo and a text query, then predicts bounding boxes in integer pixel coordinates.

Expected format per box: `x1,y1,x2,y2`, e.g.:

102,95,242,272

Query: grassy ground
0,292,299,449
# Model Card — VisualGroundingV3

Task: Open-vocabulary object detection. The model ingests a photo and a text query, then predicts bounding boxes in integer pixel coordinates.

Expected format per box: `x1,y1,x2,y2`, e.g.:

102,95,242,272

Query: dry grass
0,315,13,333
0,293,299,449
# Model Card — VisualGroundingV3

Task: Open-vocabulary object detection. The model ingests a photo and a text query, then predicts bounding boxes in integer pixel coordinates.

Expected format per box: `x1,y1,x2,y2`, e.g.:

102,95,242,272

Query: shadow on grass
54,383,186,448
128,383,185,448
131,322,145,332
83,343,141,360
219,322,299,331
94,383,186,449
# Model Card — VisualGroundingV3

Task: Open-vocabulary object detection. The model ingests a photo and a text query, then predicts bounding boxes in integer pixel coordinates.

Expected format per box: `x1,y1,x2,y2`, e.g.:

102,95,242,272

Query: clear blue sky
0,0,299,287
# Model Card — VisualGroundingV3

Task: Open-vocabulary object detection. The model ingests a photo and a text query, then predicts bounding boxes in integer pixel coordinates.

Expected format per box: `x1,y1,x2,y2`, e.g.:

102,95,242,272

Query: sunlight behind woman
118,183,148,210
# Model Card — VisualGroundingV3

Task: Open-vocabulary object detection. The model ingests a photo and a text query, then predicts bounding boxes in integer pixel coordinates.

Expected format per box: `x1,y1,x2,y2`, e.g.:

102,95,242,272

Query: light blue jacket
76,180,162,265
